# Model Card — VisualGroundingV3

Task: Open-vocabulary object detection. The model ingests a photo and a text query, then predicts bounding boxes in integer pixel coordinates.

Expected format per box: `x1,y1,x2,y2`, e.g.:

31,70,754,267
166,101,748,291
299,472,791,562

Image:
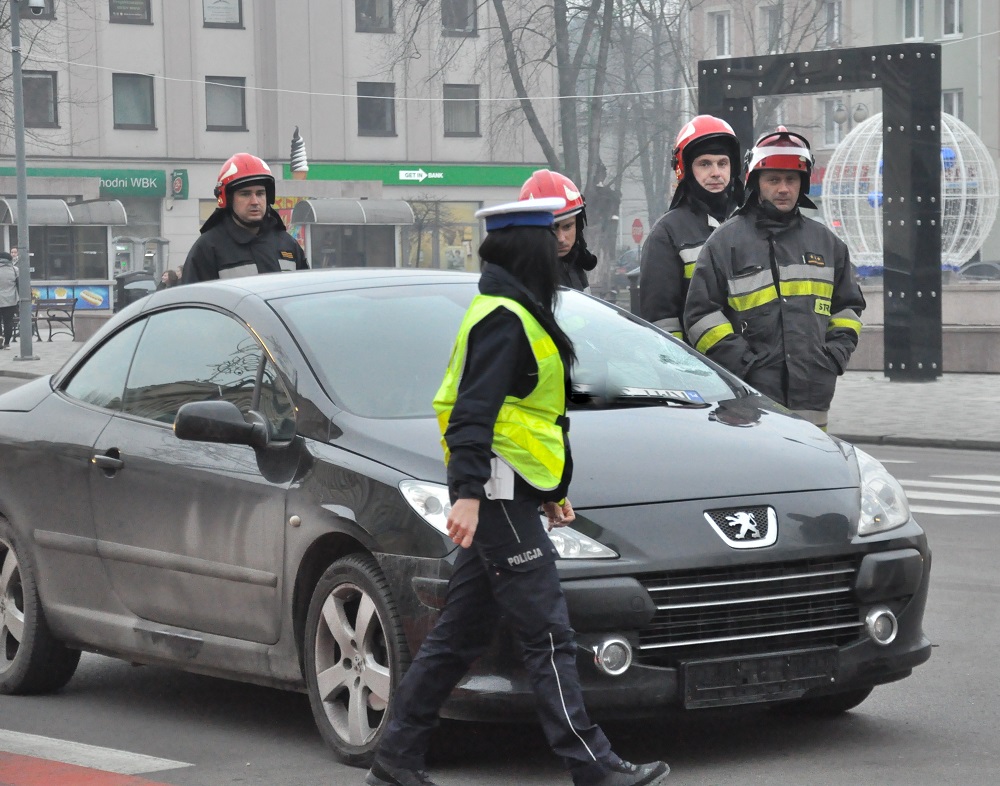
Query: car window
62,320,144,410
121,308,295,437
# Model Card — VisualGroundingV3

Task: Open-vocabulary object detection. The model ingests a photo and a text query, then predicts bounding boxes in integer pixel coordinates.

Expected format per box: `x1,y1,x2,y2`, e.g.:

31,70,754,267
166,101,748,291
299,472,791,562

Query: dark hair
479,226,576,365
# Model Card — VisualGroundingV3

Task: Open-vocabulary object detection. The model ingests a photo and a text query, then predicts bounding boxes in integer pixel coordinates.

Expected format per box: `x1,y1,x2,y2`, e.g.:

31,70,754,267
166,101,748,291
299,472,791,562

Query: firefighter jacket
639,199,726,339
433,264,572,503
684,202,865,414
182,207,308,283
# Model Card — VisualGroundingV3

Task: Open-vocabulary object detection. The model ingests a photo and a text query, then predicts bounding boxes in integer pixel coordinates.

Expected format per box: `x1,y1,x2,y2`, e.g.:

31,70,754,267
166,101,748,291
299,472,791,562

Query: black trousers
0,305,16,346
377,498,614,782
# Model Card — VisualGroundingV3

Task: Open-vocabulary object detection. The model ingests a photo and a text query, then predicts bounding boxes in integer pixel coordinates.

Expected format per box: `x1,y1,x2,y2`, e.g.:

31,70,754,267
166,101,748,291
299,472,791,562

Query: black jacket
559,239,598,291
182,208,308,283
443,264,573,503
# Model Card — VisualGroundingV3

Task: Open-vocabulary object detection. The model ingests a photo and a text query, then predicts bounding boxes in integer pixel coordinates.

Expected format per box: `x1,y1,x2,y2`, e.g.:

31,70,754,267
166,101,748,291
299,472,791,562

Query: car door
89,306,295,644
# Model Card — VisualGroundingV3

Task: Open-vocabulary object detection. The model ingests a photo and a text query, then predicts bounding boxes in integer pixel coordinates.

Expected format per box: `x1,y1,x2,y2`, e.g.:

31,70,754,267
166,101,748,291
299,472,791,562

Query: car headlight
399,480,618,559
856,448,911,536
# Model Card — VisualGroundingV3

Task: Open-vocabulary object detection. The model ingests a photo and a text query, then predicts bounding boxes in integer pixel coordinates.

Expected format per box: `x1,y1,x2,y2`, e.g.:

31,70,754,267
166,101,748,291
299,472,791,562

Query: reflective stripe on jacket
684,206,865,412
638,204,722,339
434,295,567,492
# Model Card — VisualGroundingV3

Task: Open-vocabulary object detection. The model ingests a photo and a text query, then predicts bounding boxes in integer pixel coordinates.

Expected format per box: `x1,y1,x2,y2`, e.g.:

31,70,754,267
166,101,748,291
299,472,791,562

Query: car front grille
634,556,864,666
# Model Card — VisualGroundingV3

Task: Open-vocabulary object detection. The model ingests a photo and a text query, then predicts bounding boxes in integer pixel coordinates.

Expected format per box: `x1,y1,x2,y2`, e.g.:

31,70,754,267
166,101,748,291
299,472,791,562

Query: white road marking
936,474,1000,483
910,505,995,516
903,490,1000,505
0,730,191,774
901,479,1000,494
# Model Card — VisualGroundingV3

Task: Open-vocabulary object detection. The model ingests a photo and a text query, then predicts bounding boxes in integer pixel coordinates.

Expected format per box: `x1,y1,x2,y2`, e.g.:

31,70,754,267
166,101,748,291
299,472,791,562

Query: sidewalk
1,338,997,451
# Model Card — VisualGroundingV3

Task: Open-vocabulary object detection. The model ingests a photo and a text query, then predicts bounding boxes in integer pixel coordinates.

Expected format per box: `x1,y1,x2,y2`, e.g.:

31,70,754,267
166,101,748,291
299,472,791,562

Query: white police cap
475,197,567,232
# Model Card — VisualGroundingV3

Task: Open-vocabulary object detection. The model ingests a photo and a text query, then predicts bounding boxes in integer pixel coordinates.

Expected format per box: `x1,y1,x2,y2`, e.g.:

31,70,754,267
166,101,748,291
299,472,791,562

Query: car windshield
275,282,739,418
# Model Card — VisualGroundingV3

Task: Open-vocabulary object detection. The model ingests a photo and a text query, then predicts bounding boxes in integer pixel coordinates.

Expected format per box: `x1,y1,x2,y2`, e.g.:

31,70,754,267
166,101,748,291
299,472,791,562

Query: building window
942,89,964,120
942,0,962,37
442,0,476,35
206,76,247,131
709,11,731,57
358,82,396,136
356,0,392,32
762,6,781,53
902,0,923,40
443,84,479,136
22,0,55,19
23,71,58,128
203,0,242,28
822,99,844,148
110,0,151,24
112,73,155,130
823,1,841,46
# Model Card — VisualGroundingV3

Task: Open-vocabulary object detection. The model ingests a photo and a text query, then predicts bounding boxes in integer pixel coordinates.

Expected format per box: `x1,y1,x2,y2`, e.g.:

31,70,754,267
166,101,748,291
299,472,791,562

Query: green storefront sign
282,162,542,187
0,167,167,197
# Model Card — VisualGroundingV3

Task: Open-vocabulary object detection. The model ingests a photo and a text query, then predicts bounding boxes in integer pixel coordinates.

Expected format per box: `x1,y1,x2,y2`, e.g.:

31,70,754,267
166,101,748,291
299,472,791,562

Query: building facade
0,0,558,310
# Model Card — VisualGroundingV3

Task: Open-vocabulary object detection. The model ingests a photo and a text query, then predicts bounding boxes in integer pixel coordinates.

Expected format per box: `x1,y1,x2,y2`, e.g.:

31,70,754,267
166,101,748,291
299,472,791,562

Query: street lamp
9,0,48,361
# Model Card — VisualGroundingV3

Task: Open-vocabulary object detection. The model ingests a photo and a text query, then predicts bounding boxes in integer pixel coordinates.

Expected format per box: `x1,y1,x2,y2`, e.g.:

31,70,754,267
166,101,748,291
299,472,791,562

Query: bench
29,298,75,341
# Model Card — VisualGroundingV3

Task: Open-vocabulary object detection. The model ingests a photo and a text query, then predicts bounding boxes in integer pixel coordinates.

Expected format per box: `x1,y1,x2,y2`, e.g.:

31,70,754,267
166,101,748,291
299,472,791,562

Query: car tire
303,553,410,767
774,686,874,717
0,518,81,695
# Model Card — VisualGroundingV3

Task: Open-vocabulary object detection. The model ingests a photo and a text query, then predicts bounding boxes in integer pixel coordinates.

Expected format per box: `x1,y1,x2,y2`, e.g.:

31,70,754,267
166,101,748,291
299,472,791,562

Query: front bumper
439,544,932,721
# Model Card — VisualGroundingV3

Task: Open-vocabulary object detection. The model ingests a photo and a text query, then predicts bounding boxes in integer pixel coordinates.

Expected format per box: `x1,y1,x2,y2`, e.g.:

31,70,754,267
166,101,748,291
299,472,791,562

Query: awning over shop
291,198,415,226
0,198,73,225
69,199,128,225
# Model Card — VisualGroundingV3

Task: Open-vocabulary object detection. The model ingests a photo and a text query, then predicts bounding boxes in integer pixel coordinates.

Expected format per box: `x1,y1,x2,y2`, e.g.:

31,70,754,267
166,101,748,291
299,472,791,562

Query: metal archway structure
700,44,942,381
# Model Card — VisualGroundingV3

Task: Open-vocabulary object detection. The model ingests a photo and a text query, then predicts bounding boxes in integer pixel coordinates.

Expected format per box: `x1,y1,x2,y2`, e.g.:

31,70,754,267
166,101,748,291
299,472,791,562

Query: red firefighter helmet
671,115,740,181
518,170,585,220
213,153,276,209
744,126,814,190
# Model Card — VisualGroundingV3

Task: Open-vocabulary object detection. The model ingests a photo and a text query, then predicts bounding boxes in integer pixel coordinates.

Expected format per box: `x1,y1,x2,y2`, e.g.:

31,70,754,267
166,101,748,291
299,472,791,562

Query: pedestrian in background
182,153,308,283
638,115,742,339
366,198,669,786
519,170,598,291
157,268,179,290
0,252,19,349
685,126,865,431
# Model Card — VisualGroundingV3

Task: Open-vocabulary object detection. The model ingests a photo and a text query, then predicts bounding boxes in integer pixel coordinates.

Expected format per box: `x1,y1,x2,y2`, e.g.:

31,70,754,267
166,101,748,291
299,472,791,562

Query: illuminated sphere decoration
822,112,999,275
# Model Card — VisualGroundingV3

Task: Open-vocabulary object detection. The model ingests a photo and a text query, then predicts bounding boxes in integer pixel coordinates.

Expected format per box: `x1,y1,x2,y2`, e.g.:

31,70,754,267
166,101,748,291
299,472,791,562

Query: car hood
331,397,859,507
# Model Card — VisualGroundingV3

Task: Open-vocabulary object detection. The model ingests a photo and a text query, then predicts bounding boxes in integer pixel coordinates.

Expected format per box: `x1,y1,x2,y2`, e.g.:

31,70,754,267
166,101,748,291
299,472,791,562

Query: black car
0,269,930,765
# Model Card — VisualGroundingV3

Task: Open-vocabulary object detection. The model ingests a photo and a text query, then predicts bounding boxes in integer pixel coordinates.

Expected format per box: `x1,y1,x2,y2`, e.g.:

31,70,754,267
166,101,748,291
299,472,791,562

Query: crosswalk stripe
901,479,1000,494
935,474,1000,483
0,730,190,775
904,490,1000,505
0,753,175,785
910,505,996,516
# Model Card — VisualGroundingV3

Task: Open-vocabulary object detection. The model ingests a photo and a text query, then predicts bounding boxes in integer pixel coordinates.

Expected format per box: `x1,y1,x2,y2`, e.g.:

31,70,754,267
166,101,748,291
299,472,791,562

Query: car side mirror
174,401,270,450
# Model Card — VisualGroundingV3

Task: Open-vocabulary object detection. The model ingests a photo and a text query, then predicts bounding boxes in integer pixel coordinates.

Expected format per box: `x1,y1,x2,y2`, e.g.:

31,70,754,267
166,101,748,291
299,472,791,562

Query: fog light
865,606,898,646
593,636,632,676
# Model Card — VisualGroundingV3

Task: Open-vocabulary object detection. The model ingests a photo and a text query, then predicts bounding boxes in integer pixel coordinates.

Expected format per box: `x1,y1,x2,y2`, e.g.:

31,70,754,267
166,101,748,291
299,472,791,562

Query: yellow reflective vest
434,295,567,492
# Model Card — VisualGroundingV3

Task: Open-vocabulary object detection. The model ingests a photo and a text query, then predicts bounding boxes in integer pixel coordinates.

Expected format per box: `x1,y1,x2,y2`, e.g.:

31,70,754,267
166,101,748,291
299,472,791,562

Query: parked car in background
0,269,931,765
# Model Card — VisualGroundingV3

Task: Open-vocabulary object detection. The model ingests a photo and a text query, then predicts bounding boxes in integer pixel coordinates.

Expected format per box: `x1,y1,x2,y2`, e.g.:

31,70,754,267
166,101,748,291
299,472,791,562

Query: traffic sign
631,218,644,244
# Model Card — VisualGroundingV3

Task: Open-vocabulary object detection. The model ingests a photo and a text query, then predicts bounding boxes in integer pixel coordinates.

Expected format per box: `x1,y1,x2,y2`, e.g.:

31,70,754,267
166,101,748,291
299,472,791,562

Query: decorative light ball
822,112,999,275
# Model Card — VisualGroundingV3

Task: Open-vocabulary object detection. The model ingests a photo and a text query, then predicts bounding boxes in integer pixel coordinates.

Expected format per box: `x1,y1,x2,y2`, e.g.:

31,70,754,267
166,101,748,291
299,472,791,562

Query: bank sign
0,167,167,197
283,162,541,187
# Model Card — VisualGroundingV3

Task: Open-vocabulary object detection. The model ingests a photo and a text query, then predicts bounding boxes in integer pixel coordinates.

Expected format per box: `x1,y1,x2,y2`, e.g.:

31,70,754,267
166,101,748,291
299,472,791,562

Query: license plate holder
681,647,838,709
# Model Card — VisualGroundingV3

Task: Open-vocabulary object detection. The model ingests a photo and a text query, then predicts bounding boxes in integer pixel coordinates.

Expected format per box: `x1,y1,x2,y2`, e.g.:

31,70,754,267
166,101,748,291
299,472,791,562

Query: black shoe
588,759,670,786
365,759,439,786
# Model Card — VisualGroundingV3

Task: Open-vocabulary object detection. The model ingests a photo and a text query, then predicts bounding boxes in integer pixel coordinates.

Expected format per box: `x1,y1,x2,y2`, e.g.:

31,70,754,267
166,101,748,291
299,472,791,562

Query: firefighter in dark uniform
366,198,669,786
639,115,742,339
684,127,865,431
519,170,598,291
181,153,308,283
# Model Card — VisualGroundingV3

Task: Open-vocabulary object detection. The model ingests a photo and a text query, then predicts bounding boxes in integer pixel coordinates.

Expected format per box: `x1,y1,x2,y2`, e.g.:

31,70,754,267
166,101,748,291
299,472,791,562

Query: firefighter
519,170,598,291
366,198,669,786
638,115,742,339
684,127,865,431
182,153,308,283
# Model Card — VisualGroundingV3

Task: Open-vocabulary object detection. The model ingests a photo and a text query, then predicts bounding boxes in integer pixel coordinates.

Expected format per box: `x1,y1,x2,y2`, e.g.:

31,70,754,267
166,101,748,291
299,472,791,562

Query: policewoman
366,199,669,786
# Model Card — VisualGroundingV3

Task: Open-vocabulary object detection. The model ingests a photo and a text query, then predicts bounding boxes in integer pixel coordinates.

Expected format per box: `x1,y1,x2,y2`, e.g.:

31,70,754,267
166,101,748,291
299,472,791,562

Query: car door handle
91,454,124,470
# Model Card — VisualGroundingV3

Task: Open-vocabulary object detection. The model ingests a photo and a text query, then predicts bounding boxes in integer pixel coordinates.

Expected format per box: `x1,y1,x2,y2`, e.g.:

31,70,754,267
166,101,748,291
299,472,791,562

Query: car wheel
0,519,81,695
304,553,410,766
774,686,874,717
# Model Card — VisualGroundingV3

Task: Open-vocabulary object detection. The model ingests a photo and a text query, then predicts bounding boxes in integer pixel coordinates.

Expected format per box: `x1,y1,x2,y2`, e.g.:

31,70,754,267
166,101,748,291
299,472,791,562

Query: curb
832,433,1000,452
